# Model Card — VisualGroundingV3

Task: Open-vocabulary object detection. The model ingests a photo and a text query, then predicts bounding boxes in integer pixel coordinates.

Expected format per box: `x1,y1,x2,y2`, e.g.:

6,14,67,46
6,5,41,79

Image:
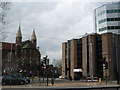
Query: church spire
31,29,37,40
16,24,22,45
16,24,22,38
31,29,37,47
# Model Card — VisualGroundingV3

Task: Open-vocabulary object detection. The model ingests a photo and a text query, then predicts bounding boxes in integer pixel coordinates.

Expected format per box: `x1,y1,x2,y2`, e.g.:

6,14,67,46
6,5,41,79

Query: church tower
16,25,22,45
15,25,22,58
31,29,37,48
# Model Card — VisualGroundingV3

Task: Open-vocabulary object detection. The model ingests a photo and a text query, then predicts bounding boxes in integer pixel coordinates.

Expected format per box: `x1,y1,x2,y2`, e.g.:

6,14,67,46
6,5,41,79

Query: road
1,78,120,90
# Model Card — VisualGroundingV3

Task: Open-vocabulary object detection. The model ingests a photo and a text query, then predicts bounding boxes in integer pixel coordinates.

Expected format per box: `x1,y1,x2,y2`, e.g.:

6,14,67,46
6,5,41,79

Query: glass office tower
94,2,120,34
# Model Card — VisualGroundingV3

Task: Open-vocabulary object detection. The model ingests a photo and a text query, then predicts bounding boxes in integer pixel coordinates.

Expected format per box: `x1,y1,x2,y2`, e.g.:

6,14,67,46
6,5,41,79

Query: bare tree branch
0,1,11,41
52,59,62,68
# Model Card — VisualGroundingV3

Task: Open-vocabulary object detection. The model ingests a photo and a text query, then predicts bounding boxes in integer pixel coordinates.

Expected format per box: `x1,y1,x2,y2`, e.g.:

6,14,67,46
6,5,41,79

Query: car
8,73,30,84
86,77,98,82
1,75,26,85
59,76,62,79
59,75,66,79
0,76,3,85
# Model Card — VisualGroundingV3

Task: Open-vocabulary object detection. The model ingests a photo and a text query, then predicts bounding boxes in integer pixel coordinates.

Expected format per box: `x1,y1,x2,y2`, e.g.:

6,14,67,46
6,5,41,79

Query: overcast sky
3,0,119,63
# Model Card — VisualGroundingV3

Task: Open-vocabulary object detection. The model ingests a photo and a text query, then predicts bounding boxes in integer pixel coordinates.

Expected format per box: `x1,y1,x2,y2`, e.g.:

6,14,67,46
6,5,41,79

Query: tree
2,52,20,74
52,59,62,68
0,1,11,40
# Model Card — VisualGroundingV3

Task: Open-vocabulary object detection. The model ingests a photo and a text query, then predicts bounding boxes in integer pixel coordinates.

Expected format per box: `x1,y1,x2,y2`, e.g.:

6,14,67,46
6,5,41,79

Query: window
107,26,111,30
115,26,119,29
98,9,120,17
99,17,120,24
115,18,119,21
107,18,110,21
107,9,120,13
111,18,114,21
100,26,120,31
111,26,114,29
98,11,106,16
99,27,107,31
114,9,118,13
107,10,113,13
98,19,107,24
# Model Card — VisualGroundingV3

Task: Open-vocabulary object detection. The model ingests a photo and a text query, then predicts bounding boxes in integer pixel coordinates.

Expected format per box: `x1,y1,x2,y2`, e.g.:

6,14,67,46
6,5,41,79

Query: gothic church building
1,25,41,76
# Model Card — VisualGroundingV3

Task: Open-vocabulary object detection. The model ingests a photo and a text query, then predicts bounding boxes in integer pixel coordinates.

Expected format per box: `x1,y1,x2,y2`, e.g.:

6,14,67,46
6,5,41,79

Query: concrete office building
62,2,120,80
82,33,103,78
62,33,120,80
62,39,82,80
94,2,120,34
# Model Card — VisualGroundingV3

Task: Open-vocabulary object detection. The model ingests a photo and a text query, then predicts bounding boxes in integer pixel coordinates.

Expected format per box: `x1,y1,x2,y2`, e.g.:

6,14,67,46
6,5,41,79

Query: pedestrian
51,78,54,85
70,76,72,81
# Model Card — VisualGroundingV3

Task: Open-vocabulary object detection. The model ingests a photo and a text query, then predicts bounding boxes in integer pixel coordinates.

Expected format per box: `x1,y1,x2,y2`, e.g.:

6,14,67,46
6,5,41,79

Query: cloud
4,2,104,61
10,0,120,2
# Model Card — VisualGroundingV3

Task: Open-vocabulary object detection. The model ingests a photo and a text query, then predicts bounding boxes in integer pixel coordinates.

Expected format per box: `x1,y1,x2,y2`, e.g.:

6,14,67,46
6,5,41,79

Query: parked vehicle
8,73,30,84
86,77,98,82
0,76,3,85
59,75,66,79
1,75,26,85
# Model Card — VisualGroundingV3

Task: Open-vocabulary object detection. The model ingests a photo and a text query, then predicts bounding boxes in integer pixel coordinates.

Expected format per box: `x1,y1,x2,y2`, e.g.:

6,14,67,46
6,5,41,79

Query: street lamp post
43,55,49,86
46,55,49,86
41,59,45,82
105,62,108,84
37,47,41,81
103,57,108,84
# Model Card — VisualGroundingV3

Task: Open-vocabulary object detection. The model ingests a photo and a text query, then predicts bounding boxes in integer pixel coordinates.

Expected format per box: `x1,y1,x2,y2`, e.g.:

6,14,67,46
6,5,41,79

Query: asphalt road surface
1,86,120,90
1,78,120,90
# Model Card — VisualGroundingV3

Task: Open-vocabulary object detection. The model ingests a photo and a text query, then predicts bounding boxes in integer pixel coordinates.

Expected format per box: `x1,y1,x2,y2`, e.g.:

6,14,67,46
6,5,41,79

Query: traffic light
103,57,106,63
102,57,108,69
43,57,47,64
43,55,49,65
105,62,108,69
46,59,49,65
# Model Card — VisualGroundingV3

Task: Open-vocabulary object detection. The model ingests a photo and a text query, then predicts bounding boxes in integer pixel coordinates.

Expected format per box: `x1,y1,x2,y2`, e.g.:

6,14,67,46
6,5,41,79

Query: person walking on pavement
51,78,54,85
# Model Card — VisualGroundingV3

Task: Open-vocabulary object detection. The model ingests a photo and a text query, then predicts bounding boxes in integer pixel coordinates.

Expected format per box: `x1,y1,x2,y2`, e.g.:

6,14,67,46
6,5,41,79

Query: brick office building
0,26,41,76
62,32,120,80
